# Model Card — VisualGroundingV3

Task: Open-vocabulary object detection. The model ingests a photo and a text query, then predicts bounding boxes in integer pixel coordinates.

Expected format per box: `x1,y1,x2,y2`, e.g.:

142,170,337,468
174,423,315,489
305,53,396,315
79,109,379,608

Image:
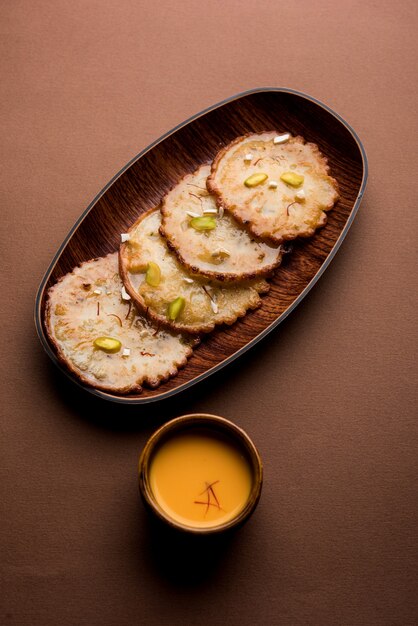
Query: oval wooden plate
35,88,367,404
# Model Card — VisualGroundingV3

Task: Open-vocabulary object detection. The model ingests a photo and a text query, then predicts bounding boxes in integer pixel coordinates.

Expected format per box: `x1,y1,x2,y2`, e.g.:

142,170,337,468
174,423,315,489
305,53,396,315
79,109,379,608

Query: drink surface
149,430,253,528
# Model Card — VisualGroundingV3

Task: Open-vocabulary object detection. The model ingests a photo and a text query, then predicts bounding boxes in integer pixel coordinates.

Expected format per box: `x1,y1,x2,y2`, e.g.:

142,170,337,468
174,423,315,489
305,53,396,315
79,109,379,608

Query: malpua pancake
45,253,196,394
207,132,339,244
160,164,283,281
119,208,269,334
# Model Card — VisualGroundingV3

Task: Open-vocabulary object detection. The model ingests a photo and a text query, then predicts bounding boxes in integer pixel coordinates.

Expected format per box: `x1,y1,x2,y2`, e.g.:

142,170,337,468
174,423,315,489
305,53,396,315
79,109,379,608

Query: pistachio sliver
280,171,304,187
93,337,122,353
244,173,268,187
190,216,217,231
167,297,185,321
145,261,161,287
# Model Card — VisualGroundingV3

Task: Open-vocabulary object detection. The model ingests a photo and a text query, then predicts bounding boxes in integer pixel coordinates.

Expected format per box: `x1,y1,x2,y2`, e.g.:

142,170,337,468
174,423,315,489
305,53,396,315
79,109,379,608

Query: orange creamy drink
149,429,253,529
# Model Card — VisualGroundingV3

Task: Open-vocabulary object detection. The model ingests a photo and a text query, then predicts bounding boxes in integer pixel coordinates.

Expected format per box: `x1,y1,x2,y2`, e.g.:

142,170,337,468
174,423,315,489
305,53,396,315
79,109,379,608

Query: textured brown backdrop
1,1,417,625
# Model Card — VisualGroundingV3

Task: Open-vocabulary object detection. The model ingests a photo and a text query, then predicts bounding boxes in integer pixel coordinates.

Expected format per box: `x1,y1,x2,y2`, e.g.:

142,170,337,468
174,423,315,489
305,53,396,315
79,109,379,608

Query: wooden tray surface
35,88,367,403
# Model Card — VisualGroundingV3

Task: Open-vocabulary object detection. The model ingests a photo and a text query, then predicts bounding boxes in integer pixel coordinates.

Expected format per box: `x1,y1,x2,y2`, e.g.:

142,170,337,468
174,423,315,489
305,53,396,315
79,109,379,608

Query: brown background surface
1,1,417,625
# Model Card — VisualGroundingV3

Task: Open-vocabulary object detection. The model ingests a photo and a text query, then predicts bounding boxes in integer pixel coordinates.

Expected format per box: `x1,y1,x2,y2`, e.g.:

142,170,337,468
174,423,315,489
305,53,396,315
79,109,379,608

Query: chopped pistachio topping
273,133,290,144
167,297,185,321
280,171,304,187
145,261,161,287
93,337,122,353
244,173,268,187
190,216,217,231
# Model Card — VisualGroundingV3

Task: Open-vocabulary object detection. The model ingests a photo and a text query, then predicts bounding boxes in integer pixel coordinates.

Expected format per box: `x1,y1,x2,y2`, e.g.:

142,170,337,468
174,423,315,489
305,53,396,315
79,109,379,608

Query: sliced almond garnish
273,133,290,144
121,286,131,301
